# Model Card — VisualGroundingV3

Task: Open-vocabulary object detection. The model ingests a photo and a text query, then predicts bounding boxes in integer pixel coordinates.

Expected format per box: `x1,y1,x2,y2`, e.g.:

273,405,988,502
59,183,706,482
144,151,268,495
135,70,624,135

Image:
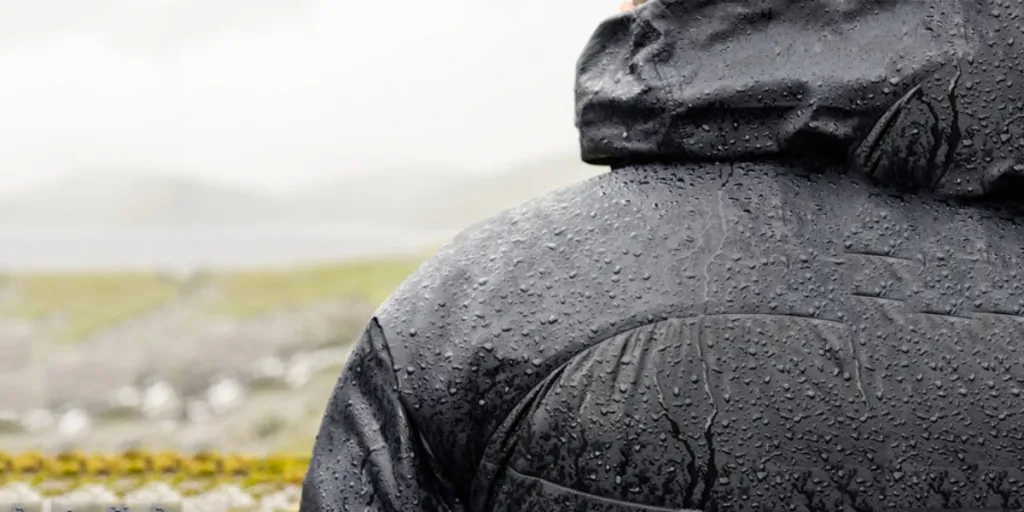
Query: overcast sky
0,0,614,194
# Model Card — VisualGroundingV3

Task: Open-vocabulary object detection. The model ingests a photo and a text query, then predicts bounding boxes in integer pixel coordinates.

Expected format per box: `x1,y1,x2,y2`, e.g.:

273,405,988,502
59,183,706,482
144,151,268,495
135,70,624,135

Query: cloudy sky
0,0,615,194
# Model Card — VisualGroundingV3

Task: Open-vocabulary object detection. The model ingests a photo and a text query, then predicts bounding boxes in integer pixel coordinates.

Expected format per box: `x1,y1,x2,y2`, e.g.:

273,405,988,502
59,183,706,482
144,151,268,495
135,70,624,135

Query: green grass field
10,272,182,343
213,257,423,318
1,254,429,343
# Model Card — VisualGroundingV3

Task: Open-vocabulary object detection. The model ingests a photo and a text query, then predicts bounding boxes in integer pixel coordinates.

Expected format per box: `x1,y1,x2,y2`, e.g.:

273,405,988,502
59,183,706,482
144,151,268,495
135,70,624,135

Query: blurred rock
57,408,91,438
185,484,256,512
260,486,301,512
0,482,304,512
54,484,118,504
125,482,183,504
206,377,245,414
21,408,54,432
285,355,313,389
141,380,181,419
253,356,286,381
0,482,42,503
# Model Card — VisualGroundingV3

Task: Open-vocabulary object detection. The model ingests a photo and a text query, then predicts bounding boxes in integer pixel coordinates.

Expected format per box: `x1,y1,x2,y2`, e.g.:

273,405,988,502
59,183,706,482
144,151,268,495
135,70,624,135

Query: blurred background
0,0,613,456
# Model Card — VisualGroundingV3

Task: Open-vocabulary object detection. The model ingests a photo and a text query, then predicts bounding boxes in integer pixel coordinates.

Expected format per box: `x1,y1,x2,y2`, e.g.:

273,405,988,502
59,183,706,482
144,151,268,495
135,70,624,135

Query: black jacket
302,1,1024,510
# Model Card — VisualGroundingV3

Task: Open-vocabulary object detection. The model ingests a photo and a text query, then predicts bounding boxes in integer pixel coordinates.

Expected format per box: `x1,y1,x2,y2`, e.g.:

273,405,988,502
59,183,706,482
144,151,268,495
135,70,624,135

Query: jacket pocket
482,462,701,512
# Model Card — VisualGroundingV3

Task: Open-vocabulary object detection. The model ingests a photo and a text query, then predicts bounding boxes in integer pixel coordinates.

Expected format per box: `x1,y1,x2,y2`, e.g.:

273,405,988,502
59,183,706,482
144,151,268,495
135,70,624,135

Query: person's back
301,1,1024,510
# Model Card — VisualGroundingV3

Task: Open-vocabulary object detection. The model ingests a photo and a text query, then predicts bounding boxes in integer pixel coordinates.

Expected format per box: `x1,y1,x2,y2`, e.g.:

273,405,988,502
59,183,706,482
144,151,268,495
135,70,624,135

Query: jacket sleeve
300,317,451,512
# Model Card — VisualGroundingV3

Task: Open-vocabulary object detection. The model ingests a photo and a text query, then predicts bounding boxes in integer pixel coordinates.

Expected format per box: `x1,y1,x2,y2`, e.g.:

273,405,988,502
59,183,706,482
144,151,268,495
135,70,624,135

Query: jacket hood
575,0,1024,200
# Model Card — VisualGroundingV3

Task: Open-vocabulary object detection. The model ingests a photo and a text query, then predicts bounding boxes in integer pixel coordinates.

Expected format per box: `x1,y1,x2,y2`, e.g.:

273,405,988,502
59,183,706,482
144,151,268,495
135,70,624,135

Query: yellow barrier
0,450,310,496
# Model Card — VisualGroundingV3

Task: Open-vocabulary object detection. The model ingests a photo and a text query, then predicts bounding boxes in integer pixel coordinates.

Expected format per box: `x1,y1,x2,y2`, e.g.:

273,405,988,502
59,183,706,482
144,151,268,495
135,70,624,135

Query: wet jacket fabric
301,1,1024,511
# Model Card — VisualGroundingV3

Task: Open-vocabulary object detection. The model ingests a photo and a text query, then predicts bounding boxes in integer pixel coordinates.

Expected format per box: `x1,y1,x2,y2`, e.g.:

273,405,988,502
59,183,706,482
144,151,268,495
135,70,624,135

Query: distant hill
297,154,603,229
0,154,605,230
0,170,295,226
414,154,604,228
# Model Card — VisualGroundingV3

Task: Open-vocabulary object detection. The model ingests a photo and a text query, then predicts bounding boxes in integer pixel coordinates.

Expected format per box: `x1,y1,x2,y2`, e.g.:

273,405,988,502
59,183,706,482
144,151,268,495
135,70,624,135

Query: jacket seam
373,316,463,507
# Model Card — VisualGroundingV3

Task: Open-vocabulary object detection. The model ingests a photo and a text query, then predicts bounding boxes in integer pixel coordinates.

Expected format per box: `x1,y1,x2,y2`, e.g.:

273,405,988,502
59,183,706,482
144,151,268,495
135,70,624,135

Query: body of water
0,224,458,272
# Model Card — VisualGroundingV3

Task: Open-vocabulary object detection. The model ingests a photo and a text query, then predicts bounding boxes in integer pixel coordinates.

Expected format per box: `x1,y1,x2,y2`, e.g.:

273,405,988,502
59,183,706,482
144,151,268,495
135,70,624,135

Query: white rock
125,481,183,503
260,486,301,512
21,408,54,432
57,408,91,438
55,483,118,503
206,377,245,414
0,482,42,503
142,380,181,419
285,356,313,389
254,356,286,380
184,484,255,512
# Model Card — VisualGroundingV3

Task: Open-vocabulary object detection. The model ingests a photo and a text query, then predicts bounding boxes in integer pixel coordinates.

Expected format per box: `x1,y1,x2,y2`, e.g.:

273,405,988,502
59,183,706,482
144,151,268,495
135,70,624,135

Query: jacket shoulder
376,171,618,349
371,168,723,485
376,168,676,355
